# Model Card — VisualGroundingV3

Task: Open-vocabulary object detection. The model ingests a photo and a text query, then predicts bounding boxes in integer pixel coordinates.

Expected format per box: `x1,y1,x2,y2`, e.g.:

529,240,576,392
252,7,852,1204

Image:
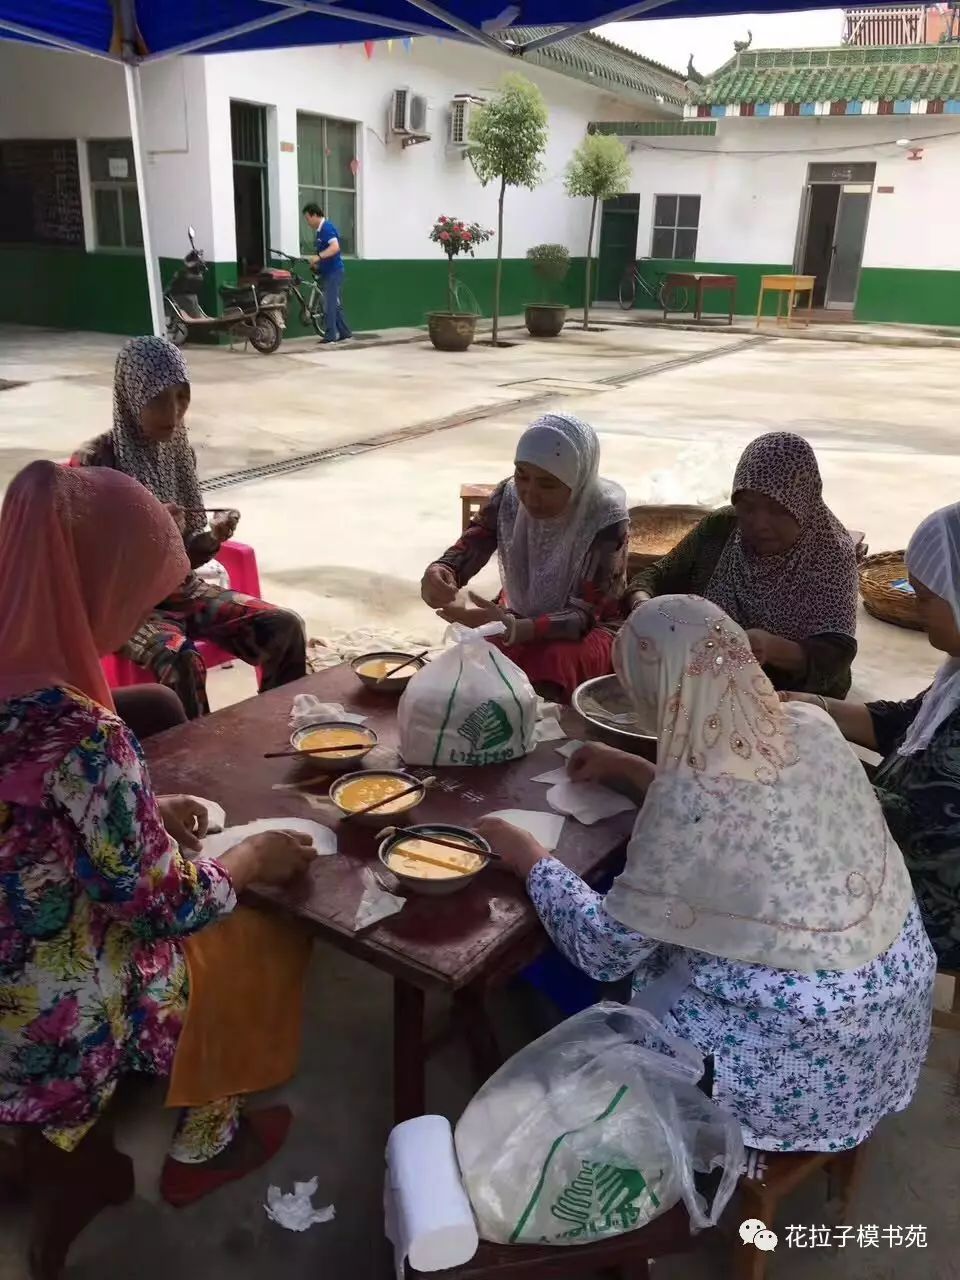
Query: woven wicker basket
859,551,921,630
627,504,710,577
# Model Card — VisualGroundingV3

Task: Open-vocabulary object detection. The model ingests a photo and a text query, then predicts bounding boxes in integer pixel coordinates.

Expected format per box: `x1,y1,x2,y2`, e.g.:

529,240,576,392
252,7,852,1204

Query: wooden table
144,666,633,1122
663,272,737,324
756,273,815,327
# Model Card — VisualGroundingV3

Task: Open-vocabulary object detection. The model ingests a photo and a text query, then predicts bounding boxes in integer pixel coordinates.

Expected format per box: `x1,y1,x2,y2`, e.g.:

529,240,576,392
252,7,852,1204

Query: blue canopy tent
0,0,874,331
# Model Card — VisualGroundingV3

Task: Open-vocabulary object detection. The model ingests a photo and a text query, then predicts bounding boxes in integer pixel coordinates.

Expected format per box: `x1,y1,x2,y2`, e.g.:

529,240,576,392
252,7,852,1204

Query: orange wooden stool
735,1144,867,1280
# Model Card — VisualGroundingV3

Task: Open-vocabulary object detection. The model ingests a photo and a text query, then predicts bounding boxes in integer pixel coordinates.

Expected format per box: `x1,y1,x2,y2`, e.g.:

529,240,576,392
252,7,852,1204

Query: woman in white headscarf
478,596,934,1151
421,413,629,701
785,501,960,967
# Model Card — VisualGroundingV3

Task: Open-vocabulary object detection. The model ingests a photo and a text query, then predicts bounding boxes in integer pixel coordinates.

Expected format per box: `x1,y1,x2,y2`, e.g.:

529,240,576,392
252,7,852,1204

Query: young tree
564,133,631,330
469,75,548,345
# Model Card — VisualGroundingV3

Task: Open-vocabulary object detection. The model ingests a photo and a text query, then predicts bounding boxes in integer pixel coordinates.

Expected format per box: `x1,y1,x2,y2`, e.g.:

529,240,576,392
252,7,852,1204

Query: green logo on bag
548,1160,658,1239
457,700,513,753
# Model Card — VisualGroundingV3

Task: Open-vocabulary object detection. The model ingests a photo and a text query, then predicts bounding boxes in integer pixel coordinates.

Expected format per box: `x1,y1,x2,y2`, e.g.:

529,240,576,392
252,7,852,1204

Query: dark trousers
322,270,352,342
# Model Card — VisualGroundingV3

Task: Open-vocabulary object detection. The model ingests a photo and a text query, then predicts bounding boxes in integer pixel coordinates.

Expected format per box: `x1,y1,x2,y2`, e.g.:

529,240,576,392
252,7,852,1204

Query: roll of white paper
385,1114,478,1274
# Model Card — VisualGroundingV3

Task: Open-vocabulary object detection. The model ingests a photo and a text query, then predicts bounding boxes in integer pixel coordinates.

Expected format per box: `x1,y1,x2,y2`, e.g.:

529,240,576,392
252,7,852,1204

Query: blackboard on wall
0,140,83,247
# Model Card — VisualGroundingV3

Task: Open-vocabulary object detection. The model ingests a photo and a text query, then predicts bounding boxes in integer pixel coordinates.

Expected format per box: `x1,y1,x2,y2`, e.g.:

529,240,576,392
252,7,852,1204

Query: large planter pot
427,311,477,352
524,303,567,338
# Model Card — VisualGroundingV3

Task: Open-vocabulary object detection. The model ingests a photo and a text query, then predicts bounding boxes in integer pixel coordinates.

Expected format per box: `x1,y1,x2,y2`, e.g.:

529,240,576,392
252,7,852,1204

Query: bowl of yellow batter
329,770,425,825
289,721,378,773
351,651,426,694
377,824,491,896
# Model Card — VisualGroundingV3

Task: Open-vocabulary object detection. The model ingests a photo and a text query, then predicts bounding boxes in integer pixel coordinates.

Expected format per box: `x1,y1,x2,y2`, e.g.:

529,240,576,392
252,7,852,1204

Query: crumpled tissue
265,1177,335,1231
530,766,569,786
291,694,367,731
555,739,583,759
532,701,567,744
355,866,406,931
546,780,637,826
483,809,565,851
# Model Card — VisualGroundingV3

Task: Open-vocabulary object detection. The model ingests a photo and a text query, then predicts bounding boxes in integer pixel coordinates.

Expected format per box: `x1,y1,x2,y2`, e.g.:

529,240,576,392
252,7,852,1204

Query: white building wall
624,116,960,271
0,44,215,260
0,38,673,268
201,39,667,265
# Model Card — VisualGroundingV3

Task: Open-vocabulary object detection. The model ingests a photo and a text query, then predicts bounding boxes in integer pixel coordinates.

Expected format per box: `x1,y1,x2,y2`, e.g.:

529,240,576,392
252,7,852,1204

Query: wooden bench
2,1113,134,1280
461,483,497,533
408,1143,869,1280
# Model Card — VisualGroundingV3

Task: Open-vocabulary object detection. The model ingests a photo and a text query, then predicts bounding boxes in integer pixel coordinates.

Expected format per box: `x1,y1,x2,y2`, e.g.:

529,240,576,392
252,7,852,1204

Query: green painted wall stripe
854,267,960,327
5,247,960,332
0,247,589,338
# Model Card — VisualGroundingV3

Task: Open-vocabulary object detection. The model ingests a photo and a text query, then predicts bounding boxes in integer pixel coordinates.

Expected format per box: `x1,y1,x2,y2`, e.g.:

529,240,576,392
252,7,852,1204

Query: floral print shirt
869,694,960,967
435,481,629,641
527,857,934,1152
0,687,235,1133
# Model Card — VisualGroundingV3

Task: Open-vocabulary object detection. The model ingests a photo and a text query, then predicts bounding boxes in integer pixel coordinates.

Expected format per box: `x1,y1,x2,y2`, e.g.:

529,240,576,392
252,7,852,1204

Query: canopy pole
124,62,164,337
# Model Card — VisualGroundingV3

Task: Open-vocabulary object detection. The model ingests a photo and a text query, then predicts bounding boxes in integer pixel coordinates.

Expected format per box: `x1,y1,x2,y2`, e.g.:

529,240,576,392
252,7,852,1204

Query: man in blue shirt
302,202,352,344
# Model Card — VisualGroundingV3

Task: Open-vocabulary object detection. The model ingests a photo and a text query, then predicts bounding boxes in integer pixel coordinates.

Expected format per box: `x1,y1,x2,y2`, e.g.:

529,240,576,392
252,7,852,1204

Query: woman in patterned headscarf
478,596,934,1154
71,336,306,718
627,432,859,697
420,413,629,702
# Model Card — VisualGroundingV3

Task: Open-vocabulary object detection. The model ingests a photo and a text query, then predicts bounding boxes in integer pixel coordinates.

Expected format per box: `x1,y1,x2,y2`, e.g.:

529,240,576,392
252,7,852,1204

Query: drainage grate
203,335,769,492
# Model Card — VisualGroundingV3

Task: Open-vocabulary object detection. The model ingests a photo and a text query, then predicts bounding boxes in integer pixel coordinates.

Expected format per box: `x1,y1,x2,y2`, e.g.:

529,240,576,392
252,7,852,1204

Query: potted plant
427,214,493,351
524,244,570,337
468,75,548,346
564,133,631,330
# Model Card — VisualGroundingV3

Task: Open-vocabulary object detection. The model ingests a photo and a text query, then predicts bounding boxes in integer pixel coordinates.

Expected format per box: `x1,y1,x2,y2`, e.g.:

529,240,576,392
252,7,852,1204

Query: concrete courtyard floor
1,319,960,1278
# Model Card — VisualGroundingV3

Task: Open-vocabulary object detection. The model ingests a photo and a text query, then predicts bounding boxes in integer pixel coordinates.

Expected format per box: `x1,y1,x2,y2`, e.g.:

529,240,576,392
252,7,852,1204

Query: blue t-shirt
315,220,344,276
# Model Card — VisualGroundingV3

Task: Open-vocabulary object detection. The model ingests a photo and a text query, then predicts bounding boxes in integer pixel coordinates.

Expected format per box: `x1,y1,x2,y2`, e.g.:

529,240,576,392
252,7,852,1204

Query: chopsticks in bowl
377,825,500,860
341,776,435,821
375,650,429,685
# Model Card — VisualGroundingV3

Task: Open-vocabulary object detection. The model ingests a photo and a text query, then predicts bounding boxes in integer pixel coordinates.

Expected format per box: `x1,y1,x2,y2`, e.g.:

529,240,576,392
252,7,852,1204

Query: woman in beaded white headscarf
785,501,960,967
420,413,629,701
479,595,934,1152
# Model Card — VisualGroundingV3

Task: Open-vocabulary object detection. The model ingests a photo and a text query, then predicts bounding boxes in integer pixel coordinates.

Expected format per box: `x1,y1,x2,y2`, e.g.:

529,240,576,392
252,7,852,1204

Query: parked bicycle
270,248,328,334
618,258,689,313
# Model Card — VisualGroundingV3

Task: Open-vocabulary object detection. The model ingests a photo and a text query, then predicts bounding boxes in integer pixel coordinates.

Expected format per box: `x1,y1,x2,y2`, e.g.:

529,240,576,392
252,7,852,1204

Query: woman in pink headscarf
0,463,314,1269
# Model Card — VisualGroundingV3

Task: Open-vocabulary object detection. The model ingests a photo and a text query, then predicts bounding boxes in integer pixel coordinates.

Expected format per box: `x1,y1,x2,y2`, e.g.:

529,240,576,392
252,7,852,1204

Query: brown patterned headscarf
706,432,858,640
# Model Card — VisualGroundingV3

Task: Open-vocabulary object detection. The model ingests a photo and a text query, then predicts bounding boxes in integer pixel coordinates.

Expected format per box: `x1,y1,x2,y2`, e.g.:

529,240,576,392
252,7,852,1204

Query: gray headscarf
111,336,205,536
497,413,627,617
898,502,960,756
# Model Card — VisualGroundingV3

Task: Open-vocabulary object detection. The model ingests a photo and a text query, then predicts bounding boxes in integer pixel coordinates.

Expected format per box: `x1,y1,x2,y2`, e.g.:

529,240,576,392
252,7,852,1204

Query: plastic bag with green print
455,1002,744,1245
398,622,536,768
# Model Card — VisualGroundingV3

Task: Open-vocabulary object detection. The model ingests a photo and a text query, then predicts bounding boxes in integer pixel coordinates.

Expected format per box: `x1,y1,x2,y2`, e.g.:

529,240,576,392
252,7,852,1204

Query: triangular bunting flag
387,39,394,53
403,35,413,52
363,40,374,58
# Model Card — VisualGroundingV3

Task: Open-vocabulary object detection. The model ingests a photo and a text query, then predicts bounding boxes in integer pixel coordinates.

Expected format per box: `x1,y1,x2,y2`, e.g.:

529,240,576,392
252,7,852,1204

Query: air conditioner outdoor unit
390,88,430,146
448,94,484,149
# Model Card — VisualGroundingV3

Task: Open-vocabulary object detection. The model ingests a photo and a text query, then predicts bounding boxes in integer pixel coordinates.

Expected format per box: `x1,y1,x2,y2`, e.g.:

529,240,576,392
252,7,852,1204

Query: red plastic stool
101,540,262,689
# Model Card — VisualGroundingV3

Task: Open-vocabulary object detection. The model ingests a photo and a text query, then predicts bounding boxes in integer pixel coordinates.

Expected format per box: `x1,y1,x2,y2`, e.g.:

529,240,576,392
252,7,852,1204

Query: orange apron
165,905,312,1109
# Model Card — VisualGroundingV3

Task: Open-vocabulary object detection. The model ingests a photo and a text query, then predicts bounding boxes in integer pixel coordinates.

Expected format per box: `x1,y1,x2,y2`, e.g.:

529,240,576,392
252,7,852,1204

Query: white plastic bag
455,1003,743,1246
398,624,537,768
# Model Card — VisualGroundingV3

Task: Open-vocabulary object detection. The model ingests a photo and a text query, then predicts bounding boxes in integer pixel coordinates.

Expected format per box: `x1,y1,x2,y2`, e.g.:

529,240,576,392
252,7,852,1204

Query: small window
88,140,142,250
652,193,700,260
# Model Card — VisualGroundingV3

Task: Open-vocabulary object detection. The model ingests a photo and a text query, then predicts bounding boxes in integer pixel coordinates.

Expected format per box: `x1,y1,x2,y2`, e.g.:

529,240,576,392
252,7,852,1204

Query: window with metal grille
651,194,700,260
297,113,357,255
88,140,142,251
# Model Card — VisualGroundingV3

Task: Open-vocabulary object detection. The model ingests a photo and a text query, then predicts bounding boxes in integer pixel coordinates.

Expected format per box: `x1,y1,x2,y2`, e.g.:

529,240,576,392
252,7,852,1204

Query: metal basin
572,675,657,759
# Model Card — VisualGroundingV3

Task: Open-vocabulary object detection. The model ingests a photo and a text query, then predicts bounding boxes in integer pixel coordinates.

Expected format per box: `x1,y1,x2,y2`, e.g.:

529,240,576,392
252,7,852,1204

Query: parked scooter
164,227,292,354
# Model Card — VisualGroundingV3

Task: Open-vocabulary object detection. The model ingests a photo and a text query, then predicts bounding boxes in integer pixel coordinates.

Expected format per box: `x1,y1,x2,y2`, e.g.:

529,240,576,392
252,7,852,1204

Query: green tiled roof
692,43,960,104
591,119,717,136
501,27,686,105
